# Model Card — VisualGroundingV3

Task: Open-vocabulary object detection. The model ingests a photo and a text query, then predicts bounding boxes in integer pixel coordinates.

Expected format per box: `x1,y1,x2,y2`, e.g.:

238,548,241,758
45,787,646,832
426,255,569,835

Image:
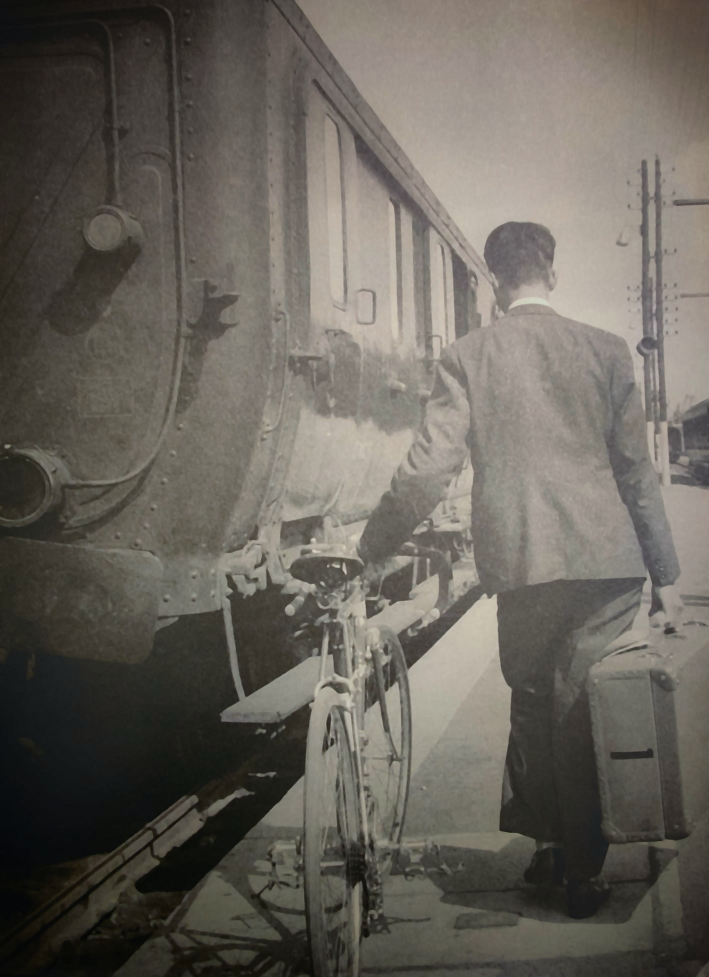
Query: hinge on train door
187,279,240,339
288,348,323,382
288,347,322,366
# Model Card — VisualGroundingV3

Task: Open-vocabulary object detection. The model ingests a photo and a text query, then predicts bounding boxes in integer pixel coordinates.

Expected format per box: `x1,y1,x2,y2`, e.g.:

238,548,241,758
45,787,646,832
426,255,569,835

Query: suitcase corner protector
650,666,681,692
665,820,691,840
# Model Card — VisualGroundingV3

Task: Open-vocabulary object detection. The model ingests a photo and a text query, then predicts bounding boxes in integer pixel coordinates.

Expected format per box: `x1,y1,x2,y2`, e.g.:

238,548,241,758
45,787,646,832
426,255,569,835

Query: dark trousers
497,577,645,882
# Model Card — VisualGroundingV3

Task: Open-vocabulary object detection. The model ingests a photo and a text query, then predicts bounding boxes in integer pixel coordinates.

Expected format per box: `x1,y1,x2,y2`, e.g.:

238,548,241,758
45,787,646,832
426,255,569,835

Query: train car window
388,199,403,343
453,254,480,337
412,216,427,350
431,241,449,346
324,115,347,306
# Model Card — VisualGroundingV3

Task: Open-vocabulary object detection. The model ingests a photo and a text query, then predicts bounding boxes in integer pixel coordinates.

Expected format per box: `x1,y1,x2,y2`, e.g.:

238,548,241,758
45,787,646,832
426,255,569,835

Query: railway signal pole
632,158,670,483
655,157,671,487
640,160,655,460
649,276,659,437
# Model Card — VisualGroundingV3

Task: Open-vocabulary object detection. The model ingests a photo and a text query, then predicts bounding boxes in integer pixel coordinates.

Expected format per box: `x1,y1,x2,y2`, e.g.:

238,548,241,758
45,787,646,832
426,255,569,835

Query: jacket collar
502,303,558,319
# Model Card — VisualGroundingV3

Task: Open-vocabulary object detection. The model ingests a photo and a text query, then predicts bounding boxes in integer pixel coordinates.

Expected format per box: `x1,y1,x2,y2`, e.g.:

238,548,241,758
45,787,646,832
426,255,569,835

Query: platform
116,536,709,977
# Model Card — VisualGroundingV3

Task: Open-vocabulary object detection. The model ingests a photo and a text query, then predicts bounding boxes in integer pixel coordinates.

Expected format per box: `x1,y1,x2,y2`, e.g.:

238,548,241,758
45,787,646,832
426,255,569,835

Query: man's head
484,222,557,311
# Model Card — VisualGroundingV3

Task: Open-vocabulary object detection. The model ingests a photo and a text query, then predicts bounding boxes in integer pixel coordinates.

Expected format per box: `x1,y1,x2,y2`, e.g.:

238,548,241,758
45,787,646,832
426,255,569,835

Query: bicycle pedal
395,838,440,879
266,839,303,888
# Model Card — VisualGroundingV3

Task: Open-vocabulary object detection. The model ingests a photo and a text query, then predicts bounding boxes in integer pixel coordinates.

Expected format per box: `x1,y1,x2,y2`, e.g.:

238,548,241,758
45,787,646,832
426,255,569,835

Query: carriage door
281,84,365,523
426,228,455,356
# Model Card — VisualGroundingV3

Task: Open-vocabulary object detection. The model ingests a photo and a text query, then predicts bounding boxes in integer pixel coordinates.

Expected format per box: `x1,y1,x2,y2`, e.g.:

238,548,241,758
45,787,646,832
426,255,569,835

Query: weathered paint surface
0,0,493,660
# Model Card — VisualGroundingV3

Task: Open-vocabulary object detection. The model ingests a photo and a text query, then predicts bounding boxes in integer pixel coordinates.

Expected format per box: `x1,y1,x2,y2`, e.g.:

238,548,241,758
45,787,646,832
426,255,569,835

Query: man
358,221,682,919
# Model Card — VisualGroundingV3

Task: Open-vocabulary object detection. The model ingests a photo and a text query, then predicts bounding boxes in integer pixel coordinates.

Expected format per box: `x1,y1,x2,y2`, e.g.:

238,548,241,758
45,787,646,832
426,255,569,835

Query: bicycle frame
280,546,414,965
311,591,373,858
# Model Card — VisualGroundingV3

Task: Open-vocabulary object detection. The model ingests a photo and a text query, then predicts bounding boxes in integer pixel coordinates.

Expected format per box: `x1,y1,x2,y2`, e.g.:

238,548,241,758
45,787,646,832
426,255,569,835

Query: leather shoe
523,848,565,886
567,878,611,919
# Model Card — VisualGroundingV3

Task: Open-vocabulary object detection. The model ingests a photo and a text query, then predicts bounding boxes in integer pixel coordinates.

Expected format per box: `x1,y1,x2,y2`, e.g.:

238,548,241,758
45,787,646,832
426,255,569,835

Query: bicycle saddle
289,544,364,585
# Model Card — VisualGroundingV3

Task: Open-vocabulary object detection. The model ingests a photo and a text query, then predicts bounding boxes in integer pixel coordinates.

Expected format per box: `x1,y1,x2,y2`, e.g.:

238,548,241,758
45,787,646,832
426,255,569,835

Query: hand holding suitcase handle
649,584,684,634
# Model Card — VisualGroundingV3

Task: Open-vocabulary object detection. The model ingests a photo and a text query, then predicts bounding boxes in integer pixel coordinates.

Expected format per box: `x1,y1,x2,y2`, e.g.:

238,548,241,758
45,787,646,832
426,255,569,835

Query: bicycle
287,543,413,977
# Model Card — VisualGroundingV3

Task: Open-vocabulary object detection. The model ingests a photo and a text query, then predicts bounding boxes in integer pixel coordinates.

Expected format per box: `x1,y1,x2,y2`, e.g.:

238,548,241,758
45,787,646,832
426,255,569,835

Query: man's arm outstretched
359,345,471,566
606,340,682,627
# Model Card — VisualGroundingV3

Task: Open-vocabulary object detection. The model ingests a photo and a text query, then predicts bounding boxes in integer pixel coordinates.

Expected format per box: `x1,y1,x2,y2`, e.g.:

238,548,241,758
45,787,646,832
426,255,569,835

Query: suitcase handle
603,620,708,659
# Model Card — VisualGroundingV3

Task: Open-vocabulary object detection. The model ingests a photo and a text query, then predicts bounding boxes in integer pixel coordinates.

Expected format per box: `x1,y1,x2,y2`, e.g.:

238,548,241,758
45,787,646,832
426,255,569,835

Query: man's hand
649,584,684,633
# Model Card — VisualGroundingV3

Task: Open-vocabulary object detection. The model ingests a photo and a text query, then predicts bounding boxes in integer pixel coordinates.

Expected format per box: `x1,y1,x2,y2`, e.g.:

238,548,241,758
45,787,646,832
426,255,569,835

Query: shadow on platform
400,835,677,926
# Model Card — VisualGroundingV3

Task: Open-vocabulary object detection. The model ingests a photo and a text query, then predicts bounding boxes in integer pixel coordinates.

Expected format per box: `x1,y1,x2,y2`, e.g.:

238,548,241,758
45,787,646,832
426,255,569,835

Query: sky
298,0,709,411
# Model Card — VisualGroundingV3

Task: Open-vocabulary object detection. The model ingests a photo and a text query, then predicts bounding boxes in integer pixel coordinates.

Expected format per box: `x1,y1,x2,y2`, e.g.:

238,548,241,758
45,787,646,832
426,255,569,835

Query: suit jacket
359,304,680,594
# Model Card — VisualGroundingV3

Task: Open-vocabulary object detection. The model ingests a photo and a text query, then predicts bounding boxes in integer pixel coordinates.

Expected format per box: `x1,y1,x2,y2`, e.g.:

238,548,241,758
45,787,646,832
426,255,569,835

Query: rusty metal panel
0,2,279,611
224,4,311,548
121,0,275,563
0,0,490,639
0,17,179,485
0,537,162,662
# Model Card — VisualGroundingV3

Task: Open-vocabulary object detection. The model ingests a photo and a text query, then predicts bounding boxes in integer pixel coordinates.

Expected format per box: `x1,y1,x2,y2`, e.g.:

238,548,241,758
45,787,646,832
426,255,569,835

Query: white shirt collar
508,297,552,310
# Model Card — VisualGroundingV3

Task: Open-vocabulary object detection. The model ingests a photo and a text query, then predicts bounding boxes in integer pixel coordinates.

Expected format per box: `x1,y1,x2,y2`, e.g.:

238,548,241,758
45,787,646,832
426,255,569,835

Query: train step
221,569,483,726
221,576,443,725
220,657,329,725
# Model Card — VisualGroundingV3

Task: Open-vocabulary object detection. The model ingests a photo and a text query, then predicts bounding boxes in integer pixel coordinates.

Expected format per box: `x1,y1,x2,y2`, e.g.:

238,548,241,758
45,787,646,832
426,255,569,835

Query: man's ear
548,268,558,292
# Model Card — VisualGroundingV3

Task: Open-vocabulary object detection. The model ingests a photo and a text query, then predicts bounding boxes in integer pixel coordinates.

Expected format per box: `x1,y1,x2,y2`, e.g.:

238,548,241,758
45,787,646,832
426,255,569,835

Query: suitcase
588,624,709,844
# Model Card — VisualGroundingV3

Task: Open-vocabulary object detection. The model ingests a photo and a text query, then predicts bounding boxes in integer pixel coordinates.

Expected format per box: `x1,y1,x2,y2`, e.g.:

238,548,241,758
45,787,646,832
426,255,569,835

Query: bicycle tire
363,625,412,849
304,686,363,977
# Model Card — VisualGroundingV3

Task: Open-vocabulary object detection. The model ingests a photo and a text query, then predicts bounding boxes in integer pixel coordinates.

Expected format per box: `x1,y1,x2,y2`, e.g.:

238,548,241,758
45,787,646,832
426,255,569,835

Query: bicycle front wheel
363,625,412,849
304,687,363,977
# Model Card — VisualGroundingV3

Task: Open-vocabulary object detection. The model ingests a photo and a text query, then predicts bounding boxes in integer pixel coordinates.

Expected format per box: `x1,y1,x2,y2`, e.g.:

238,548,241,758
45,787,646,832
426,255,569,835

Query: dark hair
483,222,556,289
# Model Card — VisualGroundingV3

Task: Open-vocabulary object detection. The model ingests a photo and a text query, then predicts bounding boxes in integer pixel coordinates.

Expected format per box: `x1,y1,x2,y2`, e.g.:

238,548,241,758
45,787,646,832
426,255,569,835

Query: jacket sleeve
606,340,680,586
358,345,471,565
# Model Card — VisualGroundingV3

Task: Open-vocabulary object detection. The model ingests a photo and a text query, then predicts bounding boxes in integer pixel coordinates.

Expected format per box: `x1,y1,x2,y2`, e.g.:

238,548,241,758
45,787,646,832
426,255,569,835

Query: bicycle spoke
305,688,362,977
362,628,412,850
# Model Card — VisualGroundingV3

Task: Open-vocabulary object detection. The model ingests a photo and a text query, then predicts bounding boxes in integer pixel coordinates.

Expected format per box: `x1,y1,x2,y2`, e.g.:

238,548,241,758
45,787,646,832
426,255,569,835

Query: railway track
1,733,302,975
2,793,207,973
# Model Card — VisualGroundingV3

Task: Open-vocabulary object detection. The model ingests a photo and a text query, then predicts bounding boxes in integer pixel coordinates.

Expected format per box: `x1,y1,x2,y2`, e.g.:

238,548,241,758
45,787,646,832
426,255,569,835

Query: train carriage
0,0,493,702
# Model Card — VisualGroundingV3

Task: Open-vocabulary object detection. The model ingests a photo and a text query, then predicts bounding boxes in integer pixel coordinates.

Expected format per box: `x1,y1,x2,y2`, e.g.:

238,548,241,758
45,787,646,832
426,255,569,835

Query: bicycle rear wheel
363,625,412,849
304,687,363,977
